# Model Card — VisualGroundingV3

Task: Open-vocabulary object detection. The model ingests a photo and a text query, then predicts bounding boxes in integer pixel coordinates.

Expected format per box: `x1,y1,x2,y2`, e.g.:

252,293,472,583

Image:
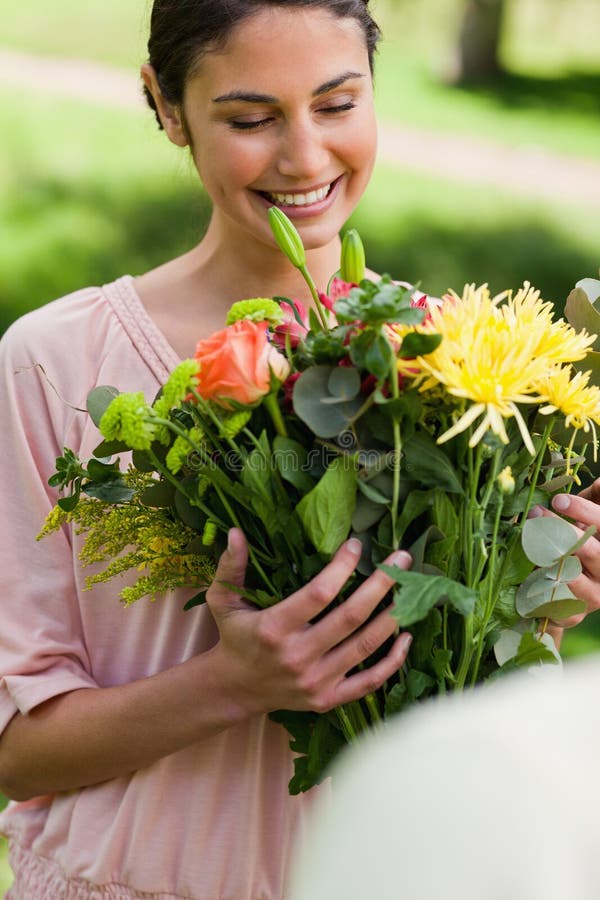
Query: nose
276,116,331,181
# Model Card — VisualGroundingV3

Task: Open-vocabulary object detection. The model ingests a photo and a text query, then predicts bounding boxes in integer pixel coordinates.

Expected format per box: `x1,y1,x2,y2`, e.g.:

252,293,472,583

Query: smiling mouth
256,177,341,208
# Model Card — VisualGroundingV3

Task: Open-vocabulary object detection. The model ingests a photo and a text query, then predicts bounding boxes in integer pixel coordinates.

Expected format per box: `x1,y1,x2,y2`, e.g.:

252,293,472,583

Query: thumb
206,528,249,616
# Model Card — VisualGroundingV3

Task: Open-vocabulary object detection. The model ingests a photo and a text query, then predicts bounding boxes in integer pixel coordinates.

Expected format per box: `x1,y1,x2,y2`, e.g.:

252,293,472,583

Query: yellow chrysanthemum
410,283,558,452
501,283,595,364
538,366,600,439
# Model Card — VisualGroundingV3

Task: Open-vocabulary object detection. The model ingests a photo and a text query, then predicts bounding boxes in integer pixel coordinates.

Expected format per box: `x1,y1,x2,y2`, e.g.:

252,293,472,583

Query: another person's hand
206,529,412,718
532,476,600,629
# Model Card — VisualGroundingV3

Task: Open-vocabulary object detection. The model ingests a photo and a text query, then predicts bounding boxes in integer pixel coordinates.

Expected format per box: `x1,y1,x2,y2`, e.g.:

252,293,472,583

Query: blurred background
1,0,599,890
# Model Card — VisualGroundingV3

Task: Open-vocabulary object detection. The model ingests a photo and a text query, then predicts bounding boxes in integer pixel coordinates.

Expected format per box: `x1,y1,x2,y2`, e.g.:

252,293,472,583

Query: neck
188,213,342,312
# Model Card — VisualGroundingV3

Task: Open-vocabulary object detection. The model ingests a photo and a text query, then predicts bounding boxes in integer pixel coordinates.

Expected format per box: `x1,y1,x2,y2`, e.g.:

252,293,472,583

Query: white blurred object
290,659,600,900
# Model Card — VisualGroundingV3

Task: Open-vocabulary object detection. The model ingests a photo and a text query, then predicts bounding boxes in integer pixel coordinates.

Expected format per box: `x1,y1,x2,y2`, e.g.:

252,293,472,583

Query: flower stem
299,264,330,330
264,392,288,437
388,348,402,548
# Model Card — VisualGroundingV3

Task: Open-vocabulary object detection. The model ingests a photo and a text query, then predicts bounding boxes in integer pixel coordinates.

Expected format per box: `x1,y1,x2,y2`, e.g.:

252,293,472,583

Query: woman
0,2,413,898
1,2,599,898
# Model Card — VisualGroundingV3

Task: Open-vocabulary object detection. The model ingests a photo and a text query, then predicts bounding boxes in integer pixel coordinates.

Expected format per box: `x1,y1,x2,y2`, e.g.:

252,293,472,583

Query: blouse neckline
102,275,182,383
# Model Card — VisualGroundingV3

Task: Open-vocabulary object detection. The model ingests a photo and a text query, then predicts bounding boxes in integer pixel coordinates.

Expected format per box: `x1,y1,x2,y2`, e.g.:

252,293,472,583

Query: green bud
268,207,306,269
340,229,365,284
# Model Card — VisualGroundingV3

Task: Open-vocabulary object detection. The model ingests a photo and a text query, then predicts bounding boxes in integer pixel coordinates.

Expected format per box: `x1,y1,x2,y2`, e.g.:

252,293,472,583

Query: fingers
577,476,600,504
327,631,413,709
551,492,600,534
310,549,411,653
269,538,364,632
320,604,401,678
205,528,250,616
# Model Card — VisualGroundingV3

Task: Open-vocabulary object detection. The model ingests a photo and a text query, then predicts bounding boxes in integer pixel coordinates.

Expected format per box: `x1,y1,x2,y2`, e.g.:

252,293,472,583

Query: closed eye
320,101,356,114
229,101,356,132
229,117,275,132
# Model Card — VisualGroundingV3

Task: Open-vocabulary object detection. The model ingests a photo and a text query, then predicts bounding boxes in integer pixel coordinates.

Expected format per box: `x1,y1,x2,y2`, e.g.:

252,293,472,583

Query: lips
255,176,342,210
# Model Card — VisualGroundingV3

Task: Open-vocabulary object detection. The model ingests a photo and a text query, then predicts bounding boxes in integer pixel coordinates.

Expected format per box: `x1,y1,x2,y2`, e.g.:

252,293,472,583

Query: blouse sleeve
0,307,99,736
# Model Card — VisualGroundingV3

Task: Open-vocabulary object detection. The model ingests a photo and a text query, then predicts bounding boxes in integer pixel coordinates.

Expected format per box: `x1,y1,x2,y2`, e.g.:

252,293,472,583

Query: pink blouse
0,277,317,899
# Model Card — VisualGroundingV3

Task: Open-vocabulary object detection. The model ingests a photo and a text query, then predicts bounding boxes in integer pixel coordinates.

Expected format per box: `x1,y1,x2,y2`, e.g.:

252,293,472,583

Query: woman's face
179,6,377,253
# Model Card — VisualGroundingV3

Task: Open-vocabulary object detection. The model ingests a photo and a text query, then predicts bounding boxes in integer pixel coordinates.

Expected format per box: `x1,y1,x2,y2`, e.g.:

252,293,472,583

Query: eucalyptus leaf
524,597,586,619
537,475,576,493
565,287,600,352
516,565,585,618
521,516,583,567
87,386,121,427
293,366,363,438
327,366,361,400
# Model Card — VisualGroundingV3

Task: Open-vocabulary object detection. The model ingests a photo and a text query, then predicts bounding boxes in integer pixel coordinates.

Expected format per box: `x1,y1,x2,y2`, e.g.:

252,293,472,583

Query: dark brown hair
144,0,381,129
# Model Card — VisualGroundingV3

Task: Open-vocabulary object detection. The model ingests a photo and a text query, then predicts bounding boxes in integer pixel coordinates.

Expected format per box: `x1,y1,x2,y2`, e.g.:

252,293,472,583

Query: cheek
346,111,378,181
194,138,272,200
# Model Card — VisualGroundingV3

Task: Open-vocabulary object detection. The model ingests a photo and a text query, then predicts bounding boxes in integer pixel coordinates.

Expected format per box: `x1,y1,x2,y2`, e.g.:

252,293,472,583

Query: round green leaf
521,516,578,567
565,287,600,351
327,365,361,401
87,386,120,427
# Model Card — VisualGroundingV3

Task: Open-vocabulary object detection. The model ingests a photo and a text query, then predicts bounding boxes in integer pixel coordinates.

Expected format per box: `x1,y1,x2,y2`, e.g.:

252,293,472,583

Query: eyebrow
212,71,365,104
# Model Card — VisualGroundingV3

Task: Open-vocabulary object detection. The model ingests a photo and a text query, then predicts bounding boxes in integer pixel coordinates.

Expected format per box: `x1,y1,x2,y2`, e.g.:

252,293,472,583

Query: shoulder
1,284,108,361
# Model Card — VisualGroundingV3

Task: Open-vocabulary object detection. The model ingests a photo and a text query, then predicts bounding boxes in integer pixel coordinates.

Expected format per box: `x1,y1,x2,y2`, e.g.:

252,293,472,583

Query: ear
141,64,189,147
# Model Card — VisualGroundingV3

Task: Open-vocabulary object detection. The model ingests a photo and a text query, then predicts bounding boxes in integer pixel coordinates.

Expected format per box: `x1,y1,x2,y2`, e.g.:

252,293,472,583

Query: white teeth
269,184,331,206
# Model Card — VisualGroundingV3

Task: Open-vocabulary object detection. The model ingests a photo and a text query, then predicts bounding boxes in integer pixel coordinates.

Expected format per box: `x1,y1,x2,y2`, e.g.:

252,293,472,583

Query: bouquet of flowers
40,212,600,793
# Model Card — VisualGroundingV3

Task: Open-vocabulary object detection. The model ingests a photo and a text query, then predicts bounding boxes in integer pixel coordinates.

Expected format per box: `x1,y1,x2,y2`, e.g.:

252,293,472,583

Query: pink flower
318,277,355,314
282,372,301,412
272,299,309,349
194,320,290,408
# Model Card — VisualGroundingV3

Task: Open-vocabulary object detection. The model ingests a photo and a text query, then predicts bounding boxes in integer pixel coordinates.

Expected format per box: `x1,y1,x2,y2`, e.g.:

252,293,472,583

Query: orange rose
194,319,290,407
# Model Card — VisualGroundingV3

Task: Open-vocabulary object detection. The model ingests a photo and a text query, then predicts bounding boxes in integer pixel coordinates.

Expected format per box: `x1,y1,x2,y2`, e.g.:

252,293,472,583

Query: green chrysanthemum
226,298,284,327
166,427,205,474
221,410,252,439
153,359,201,418
99,393,157,450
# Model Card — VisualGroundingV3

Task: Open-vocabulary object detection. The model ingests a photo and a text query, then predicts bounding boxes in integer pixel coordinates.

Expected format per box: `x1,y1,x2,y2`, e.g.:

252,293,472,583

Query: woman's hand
0,531,411,801
532,477,600,628
206,529,412,718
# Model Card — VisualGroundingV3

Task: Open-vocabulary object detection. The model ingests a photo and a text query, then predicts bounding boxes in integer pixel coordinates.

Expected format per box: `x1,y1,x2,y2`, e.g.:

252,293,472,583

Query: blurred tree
453,0,506,82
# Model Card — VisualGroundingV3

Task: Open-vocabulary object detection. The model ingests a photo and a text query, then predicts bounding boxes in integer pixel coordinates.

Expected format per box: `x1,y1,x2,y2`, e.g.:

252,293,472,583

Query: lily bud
340,229,365,284
497,466,515,495
268,207,306,269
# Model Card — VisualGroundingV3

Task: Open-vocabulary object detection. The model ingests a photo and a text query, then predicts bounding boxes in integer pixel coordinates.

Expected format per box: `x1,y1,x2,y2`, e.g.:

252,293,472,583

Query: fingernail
527,505,544,518
346,537,363,556
552,494,570,511
227,528,235,551
388,550,411,567
399,633,413,653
